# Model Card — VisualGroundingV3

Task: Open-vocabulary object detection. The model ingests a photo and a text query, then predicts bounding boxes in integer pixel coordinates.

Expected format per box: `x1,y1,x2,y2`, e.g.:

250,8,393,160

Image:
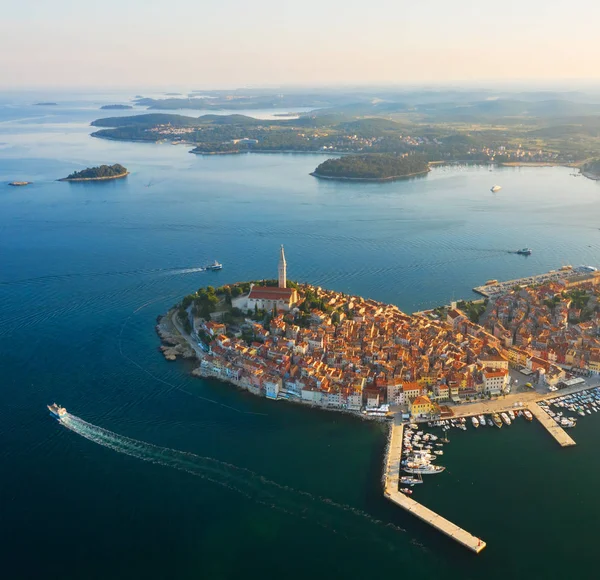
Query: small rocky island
311,153,430,181
100,104,133,110
59,163,129,182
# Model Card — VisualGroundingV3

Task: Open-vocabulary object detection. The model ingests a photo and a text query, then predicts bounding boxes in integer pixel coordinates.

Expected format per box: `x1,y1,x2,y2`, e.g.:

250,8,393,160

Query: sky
2,0,600,88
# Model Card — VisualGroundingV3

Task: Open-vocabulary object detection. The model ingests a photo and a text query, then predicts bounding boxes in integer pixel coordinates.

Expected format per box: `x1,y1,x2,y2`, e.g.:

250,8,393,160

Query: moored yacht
478,415,486,426
523,409,533,421
471,416,479,428
492,413,502,428
501,412,511,425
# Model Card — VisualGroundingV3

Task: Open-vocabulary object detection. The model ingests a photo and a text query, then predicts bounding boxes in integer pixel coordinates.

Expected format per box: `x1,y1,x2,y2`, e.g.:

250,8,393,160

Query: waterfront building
482,369,509,395
409,395,438,418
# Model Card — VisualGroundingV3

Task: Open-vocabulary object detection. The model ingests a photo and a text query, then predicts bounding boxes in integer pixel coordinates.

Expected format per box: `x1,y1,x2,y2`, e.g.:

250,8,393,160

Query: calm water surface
2,92,600,579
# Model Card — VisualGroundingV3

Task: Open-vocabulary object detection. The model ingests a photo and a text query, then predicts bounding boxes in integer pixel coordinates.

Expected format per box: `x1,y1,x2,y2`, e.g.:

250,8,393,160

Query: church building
234,246,299,312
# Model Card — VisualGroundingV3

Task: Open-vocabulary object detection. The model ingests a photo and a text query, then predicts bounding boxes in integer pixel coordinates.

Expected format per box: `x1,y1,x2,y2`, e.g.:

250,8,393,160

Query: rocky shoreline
309,168,430,182
58,172,129,182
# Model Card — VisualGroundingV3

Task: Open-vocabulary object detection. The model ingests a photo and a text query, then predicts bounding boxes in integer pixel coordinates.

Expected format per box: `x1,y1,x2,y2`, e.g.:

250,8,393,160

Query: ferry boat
471,416,479,428
492,413,503,428
516,248,532,256
205,260,223,271
501,412,512,425
47,403,67,420
523,409,533,421
490,185,502,193
403,463,445,475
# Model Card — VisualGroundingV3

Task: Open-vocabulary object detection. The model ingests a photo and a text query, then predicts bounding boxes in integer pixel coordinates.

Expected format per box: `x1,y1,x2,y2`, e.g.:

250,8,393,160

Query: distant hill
100,104,133,110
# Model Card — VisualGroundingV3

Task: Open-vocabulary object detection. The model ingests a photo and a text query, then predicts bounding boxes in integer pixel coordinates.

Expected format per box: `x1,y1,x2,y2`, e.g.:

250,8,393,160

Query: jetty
529,403,576,447
383,414,486,554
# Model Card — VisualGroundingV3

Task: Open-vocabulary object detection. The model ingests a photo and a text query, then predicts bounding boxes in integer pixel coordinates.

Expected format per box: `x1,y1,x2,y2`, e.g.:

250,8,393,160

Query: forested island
59,164,129,181
311,153,430,181
100,104,133,110
581,159,600,180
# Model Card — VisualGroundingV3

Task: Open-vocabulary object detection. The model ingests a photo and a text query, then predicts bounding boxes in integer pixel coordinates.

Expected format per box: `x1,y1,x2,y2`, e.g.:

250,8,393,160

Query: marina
383,415,487,554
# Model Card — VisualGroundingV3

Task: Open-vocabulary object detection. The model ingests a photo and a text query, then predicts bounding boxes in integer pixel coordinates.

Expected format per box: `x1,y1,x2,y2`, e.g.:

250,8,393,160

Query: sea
2,90,600,580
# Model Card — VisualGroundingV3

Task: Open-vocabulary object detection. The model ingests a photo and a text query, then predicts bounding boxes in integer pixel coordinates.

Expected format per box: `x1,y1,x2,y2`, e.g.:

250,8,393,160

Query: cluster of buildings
483,271,600,379
466,144,570,163
188,248,527,419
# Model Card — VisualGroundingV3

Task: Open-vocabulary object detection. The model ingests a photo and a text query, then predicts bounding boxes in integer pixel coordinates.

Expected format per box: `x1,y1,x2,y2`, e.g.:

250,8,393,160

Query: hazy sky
3,0,600,88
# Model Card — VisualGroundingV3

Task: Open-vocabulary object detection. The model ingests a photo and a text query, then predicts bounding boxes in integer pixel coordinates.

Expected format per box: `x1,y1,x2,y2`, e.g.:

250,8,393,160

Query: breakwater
383,414,486,553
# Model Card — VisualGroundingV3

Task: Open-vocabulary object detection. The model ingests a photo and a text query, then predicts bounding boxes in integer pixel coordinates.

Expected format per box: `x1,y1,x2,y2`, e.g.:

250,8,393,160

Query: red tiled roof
248,286,295,301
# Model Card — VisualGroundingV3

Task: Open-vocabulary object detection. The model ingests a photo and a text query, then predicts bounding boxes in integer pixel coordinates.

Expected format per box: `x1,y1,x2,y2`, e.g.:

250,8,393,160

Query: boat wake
60,413,405,546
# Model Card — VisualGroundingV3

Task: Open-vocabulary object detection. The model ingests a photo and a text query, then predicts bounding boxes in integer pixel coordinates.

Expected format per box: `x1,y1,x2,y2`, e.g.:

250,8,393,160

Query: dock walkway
383,415,486,554
529,403,576,447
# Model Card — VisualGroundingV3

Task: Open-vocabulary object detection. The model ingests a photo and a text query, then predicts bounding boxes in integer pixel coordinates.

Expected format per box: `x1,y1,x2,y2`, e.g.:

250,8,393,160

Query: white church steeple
278,245,287,288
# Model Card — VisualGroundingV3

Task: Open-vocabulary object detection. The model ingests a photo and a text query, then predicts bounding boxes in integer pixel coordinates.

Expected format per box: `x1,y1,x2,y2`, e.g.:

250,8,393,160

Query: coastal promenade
384,415,486,554
528,403,576,447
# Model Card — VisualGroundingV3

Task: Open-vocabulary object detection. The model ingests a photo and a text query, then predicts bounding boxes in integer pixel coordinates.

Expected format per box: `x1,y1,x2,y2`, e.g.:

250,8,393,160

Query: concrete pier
384,415,486,554
529,403,576,447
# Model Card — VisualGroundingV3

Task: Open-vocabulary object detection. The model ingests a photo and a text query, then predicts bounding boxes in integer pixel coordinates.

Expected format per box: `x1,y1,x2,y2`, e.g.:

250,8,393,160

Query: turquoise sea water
2,91,600,579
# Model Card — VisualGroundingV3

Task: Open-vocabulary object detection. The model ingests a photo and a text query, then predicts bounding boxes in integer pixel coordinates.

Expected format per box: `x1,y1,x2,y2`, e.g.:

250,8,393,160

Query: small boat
400,488,413,495
47,403,67,420
516,248,532,256
205,260,223,271
508,410,516,421
434,450,444,455
523,409,533,421
501,412,511,426
492,413,503,428
471,416,479,428
490,185,502,193
403,463,446,475
478,415,486,426
400,475,423,485
487,418,494,427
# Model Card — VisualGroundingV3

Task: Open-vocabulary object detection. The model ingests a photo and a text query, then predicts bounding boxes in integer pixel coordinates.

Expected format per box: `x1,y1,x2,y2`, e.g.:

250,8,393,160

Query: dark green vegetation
312,153,429,180
456,299,488,324
100,104,133,110
176,280,349,345
61,163,128,181
582,158,600,176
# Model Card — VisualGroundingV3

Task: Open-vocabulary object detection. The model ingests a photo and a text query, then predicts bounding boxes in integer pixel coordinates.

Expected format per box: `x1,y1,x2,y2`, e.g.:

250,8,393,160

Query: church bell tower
278,245,287,289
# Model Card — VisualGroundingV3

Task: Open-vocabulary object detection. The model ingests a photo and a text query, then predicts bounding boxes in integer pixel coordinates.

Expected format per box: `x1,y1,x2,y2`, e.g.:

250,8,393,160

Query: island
59,163,129,182
100,104,133,110
34,102,58,106
581,159,600,180
311,153,430,181
9,181,31,186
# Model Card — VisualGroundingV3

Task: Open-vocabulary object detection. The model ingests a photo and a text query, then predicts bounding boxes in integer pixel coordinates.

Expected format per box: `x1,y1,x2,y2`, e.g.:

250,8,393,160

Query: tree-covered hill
312,154,429,180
